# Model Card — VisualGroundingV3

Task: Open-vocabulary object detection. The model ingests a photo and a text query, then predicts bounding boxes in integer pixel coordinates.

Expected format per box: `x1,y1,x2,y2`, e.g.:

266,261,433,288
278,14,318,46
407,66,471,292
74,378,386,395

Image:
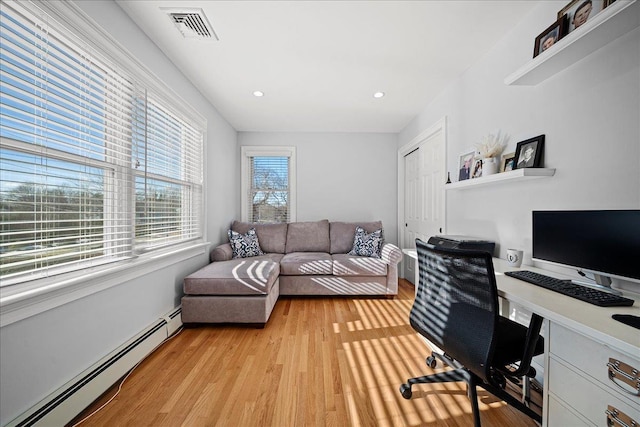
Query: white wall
0,1,238,424
399,3,640,289
239,132,399,243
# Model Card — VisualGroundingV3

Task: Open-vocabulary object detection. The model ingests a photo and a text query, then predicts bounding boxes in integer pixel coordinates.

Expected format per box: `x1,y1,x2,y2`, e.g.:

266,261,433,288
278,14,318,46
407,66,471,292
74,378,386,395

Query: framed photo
533,17,567,57
558,0,606,34
513,135,545,169
458,150,475,181
471,158,483,179
500,151,516,172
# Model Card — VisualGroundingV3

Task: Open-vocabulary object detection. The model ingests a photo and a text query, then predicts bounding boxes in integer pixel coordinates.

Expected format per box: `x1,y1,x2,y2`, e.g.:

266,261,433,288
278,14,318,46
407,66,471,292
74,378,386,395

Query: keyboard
504,270,635,307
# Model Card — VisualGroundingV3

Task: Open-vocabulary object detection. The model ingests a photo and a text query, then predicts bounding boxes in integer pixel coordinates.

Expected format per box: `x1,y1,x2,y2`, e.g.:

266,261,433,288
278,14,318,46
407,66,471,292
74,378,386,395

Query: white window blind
249,156,289,223
134,96,203,250
241,147,295,224
0,1,204,285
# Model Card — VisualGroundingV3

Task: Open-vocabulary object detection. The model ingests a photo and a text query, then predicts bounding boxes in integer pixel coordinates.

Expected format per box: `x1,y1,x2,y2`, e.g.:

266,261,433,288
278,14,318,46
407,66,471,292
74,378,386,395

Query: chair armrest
381,243,403,265
211,243,232,262
509,313,544,378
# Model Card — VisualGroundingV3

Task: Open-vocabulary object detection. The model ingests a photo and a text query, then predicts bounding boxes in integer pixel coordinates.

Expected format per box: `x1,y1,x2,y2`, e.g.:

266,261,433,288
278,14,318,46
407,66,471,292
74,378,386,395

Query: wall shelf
505,0,639,86
445,168,555,190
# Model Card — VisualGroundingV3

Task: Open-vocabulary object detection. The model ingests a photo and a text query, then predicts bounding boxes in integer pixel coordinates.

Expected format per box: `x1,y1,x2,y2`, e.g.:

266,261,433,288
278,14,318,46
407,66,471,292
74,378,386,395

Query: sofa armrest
381,243,402,265
211,243,233,262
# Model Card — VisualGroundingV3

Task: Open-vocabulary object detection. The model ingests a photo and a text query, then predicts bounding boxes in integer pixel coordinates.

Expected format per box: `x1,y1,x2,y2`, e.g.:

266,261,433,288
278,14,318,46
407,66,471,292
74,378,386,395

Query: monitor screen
532,210,640,282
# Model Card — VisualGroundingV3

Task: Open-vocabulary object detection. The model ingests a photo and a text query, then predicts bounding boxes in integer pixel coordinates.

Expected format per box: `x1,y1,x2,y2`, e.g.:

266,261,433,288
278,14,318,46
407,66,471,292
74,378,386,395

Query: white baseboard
6,307,182,427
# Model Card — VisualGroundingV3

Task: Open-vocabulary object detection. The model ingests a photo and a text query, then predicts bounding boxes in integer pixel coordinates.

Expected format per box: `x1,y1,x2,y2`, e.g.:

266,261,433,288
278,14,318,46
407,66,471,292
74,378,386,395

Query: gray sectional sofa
181,219,403,326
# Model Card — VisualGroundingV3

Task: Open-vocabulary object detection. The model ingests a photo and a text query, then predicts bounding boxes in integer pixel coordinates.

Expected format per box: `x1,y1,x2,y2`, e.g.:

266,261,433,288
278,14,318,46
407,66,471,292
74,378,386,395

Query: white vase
482,158,497,176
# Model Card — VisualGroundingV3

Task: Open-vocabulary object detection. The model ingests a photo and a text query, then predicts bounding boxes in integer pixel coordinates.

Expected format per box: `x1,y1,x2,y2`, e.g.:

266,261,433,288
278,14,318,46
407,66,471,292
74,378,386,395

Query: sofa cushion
332,254,388,276
232,221,288,254
348,226,383,258
280,252,333,275
279,275,388,296
330,221,383,254
228,227,265,258
285,220,330,253
184,258,279,295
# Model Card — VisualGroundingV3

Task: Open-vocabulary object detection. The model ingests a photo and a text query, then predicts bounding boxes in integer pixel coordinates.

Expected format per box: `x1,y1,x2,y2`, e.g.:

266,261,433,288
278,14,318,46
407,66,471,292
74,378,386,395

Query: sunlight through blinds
0,1,204,284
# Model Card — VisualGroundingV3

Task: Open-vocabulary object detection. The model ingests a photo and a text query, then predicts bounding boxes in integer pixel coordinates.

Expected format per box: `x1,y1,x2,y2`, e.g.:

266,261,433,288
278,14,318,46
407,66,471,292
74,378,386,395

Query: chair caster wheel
400,384,412,399
491,373,506,389
426,355,437,369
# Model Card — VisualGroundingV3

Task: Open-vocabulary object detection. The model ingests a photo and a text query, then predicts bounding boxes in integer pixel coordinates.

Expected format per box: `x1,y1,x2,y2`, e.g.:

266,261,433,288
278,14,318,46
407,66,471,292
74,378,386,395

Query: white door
403,148,420,283
403,129,446,284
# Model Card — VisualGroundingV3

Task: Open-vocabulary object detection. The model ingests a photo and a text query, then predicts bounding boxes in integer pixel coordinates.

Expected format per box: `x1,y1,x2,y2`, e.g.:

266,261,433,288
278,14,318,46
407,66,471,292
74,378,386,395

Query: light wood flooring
71,279,538,427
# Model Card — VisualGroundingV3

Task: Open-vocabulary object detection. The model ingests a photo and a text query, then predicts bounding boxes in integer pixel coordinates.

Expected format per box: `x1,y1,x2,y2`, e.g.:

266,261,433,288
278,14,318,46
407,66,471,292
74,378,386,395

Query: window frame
240,146,296,223
0,0,207,326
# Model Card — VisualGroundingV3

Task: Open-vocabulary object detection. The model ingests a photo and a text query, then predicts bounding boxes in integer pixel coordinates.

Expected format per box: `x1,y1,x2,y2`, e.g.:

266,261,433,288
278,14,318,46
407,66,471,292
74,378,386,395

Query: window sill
0,241,210,327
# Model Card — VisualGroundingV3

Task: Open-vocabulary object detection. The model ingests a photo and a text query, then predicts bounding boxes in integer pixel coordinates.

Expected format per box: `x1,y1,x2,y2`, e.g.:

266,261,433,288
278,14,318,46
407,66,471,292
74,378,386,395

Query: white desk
402,250,640,426
402,249,419,298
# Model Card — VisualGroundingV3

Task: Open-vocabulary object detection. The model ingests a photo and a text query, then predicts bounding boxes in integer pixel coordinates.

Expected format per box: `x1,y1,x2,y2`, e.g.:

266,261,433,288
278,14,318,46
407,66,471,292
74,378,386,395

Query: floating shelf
445,168,556,190
505,0,639,86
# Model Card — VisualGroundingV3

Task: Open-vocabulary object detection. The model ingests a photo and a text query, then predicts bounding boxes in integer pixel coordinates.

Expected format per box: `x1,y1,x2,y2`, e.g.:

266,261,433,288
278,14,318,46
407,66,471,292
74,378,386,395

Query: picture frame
558,0,606,34
471,158,483,179
513,135,545,169
458,150,475,181
500,151,516,172
533,17,567,57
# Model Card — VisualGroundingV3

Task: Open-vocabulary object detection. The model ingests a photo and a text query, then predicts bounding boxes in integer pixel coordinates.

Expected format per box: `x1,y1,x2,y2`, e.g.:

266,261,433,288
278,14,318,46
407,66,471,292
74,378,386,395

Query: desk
402,249,419,298
402,250,640,426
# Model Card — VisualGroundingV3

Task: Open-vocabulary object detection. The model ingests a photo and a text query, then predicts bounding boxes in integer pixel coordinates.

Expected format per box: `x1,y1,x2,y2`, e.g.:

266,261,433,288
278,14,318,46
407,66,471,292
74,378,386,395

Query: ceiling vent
163,8,218,40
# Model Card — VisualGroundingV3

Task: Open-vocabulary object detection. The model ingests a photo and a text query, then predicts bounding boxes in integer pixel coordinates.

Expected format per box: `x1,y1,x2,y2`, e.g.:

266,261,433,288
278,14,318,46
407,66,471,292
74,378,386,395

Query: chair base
400,367,542,427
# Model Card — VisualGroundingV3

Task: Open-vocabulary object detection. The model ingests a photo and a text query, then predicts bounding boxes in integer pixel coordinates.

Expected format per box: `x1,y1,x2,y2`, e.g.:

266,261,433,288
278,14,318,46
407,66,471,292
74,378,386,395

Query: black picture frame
513,135,545,169
557,0,606,34
533,16,568,57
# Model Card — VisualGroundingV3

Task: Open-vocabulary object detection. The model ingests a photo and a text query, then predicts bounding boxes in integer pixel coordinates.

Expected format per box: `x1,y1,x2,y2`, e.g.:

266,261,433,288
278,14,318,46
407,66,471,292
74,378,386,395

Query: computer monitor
532,210,640,287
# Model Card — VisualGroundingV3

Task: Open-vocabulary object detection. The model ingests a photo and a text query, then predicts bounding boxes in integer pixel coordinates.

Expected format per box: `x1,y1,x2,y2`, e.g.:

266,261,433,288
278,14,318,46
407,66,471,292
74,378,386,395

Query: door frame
397,116,448,277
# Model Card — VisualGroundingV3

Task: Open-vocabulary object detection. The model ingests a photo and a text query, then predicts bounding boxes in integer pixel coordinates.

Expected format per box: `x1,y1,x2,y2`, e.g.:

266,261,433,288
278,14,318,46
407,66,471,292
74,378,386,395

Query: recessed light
373,91,385,98
253,91,264,97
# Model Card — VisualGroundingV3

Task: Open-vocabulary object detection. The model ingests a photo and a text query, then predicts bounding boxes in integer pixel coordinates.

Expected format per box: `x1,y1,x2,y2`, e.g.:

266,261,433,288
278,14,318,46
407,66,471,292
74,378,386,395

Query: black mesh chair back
411,239,498,383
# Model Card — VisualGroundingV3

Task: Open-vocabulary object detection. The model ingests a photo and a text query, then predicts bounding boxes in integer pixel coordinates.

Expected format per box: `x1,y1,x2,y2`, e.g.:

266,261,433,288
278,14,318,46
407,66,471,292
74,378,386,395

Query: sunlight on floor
335,287,513,426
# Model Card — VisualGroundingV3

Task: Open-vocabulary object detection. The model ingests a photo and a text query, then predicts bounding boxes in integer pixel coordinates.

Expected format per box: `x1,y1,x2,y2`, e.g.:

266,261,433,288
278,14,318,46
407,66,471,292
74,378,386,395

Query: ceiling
116,1,537,133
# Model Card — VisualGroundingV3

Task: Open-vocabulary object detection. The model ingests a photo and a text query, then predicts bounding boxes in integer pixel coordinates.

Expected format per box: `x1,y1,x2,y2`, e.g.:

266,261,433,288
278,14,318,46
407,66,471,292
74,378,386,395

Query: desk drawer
549,322,640,401
548,357,640,424
548,396,591,427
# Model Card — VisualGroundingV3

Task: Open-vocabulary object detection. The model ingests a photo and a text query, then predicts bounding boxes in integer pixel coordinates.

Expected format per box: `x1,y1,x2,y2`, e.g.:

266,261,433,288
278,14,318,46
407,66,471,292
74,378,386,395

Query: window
241,147,296,223
0,1,204,286
133,96,203,250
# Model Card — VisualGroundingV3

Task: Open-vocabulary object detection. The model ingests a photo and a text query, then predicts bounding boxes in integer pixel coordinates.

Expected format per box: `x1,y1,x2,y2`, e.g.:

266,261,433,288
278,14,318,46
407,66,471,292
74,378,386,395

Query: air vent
163,8,218,40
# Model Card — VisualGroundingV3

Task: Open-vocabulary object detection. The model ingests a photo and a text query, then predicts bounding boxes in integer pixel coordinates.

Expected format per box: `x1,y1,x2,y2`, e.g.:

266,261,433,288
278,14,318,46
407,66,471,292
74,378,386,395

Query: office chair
400,239,544,427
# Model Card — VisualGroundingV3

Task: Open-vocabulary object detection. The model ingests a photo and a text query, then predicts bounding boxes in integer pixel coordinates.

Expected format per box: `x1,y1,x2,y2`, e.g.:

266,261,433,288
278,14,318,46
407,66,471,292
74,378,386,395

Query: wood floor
71,280,538,427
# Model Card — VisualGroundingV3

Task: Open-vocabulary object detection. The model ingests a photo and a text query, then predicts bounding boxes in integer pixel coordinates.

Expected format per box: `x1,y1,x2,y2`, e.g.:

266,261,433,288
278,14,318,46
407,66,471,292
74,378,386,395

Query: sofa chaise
181,219,403,326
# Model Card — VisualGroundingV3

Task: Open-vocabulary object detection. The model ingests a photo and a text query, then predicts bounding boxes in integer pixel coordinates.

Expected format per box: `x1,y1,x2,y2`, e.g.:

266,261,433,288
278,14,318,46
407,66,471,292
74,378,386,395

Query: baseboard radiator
7,307,182,427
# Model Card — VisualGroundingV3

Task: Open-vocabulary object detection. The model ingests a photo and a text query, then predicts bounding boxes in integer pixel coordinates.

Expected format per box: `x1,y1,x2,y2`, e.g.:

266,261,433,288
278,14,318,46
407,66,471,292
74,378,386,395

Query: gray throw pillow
348,226,383,258
228,227,265,259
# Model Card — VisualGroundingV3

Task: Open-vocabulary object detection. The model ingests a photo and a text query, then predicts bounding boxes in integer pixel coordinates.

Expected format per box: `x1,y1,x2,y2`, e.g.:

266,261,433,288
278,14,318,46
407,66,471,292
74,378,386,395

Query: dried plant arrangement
475,131,509,159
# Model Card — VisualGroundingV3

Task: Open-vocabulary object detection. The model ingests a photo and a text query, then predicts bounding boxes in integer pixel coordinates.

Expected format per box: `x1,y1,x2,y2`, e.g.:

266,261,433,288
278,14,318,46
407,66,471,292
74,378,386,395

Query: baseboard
6,306,182,427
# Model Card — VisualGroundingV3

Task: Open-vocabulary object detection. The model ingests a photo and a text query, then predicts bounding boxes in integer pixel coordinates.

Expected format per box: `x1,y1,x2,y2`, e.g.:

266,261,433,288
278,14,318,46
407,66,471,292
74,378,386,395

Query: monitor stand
571,273,622,296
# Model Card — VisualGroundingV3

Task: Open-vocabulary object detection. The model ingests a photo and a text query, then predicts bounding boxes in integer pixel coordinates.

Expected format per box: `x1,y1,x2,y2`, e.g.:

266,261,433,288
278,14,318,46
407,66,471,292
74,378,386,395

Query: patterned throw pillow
228,227,265,259
348,226,383,258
